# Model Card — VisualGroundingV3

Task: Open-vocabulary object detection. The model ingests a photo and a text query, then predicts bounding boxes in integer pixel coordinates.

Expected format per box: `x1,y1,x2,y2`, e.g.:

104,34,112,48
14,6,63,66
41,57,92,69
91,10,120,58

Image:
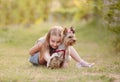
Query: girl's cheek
57,43,61,46
49,42,52,47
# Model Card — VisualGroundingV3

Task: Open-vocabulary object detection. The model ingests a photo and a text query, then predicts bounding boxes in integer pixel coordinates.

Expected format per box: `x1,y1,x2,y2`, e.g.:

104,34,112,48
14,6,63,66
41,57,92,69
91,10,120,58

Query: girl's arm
44,50,51,62
29,42,42,55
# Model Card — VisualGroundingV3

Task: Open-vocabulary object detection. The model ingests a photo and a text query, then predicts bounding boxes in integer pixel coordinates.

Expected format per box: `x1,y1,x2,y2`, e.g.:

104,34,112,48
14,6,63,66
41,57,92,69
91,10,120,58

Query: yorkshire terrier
47,27,76,69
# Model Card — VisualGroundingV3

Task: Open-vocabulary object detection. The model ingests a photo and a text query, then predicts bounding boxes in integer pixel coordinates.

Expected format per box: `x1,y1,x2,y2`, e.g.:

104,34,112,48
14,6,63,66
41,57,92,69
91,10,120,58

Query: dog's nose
74,38,76,42
73,39,76,42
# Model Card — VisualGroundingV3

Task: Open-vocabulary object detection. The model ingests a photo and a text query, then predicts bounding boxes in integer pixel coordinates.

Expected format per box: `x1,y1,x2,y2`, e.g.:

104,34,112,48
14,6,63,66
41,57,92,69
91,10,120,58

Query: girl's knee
29,53,39,65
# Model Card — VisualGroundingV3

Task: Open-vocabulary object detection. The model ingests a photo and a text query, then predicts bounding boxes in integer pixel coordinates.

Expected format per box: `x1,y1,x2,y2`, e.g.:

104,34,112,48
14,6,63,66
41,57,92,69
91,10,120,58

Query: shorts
29,52,40,65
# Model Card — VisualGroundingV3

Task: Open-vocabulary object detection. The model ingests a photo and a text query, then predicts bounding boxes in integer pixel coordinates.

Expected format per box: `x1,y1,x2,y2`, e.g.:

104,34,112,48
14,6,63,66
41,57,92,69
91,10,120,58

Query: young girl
29,26,94,67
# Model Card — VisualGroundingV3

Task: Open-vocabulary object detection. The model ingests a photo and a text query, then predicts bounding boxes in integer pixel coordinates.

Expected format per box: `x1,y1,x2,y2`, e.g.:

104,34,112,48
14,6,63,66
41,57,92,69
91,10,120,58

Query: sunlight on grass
0,22,119,82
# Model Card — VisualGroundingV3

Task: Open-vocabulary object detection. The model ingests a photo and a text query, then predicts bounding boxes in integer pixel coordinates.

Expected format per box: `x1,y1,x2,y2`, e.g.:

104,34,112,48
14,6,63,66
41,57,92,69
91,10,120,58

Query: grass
0,21,120,82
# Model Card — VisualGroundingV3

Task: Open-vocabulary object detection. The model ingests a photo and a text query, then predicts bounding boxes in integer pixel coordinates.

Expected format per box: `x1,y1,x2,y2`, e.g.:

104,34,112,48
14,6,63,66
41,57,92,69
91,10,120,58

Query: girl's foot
76,60,95,68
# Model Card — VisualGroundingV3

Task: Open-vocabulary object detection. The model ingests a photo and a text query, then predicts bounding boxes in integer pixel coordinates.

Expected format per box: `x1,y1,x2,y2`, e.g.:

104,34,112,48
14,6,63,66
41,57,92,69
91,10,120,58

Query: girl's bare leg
69,46,94,68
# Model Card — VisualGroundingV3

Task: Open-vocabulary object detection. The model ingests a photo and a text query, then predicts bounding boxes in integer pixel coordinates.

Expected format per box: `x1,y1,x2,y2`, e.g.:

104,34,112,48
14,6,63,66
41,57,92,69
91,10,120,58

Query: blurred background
0,0,95,26
0,0,119,26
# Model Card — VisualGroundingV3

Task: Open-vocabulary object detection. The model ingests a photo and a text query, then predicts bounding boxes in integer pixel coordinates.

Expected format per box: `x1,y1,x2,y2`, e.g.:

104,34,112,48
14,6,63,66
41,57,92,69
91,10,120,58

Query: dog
47,27,76,69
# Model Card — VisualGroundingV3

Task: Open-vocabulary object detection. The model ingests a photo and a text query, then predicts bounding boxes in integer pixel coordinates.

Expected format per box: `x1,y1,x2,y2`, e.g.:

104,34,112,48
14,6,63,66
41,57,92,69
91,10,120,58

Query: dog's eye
68,36,72,38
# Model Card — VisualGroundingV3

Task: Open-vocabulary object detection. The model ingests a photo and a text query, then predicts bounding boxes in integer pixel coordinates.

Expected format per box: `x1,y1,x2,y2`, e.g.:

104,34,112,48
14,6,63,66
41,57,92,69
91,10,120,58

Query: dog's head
63,27,76,46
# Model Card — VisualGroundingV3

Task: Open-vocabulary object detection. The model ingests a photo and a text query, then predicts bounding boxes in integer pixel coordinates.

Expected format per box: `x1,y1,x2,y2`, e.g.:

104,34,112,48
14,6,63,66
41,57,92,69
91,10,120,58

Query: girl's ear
70,26,75,34
63,27,68,35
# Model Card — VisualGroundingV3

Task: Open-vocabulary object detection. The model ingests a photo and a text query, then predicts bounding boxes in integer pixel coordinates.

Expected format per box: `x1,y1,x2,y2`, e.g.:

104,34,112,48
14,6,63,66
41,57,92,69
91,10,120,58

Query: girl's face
49,35,61,49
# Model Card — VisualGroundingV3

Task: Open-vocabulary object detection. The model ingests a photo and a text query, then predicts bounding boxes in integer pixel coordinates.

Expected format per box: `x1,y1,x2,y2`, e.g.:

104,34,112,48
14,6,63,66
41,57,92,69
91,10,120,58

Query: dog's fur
47,27,76,69
47,53,64,69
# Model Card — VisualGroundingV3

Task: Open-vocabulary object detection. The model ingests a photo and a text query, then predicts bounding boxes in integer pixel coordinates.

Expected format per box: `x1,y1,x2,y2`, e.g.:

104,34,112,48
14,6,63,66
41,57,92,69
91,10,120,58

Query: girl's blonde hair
39,26,63,64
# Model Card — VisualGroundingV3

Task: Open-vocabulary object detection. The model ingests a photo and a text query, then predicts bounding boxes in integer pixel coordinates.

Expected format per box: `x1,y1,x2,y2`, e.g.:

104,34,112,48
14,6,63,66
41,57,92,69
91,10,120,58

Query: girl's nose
53,43,57,46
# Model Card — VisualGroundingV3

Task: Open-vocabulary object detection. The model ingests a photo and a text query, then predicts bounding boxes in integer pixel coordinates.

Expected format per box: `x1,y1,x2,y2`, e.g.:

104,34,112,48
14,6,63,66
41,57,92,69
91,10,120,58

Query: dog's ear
63,27,68,35
70,26,75,34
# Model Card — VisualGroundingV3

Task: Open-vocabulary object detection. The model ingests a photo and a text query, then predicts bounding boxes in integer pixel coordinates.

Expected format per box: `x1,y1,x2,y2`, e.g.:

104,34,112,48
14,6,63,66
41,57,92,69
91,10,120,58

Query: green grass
0,22,120,82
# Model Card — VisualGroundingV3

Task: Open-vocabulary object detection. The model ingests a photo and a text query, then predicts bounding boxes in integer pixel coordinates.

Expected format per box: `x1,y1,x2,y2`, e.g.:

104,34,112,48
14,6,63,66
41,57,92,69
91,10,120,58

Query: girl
29,26,94,67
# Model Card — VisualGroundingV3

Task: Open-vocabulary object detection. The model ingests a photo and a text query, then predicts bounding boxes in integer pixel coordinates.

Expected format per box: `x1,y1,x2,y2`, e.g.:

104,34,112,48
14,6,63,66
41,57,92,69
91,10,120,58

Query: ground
0,22,120,82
